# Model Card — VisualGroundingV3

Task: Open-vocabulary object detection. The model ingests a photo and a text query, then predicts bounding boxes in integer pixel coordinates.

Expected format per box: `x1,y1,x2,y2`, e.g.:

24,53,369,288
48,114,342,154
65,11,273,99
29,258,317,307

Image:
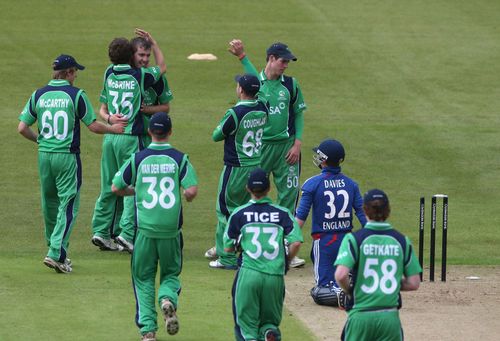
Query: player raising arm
18,54,124,274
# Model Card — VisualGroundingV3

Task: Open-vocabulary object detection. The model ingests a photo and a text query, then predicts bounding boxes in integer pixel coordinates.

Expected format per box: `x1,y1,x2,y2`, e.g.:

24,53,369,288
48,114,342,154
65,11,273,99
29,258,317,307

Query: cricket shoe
161,299,179,335
140,332,156,341
264,328,281,341
209,258,237,270
91,235,124,251
115,235,134,253
289,256,306,268
204,246,217,259
43,256,72,274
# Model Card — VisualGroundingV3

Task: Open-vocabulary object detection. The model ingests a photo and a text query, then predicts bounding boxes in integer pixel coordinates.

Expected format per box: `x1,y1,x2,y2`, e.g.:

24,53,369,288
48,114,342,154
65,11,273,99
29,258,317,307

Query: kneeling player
224,168,303,341
295,139,366,306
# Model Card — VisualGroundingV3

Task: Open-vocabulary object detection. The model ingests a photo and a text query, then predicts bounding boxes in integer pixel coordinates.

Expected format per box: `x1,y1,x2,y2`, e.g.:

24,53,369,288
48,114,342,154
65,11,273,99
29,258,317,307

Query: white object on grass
187,53,218,61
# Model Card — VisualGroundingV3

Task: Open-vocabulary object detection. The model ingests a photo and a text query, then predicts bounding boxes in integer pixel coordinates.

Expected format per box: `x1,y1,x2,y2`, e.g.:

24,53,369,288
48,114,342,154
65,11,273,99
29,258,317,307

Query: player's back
223,100,268,167
347,226,409,312
31,81,83,153
133,145,186,237
303,168,363,234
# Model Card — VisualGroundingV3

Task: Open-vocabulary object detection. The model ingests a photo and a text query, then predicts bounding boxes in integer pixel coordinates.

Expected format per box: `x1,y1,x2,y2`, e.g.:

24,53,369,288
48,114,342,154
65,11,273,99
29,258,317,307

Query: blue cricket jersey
295,166,367,234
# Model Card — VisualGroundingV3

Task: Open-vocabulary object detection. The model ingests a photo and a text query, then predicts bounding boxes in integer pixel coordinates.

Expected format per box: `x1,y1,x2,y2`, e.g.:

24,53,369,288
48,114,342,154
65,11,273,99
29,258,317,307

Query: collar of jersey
236,99,258,105
259,70,284,82
365,221,392,230
48,79,71,86
113,64,132,71
148,142,171,150
249,196,273,204
321,166,341,174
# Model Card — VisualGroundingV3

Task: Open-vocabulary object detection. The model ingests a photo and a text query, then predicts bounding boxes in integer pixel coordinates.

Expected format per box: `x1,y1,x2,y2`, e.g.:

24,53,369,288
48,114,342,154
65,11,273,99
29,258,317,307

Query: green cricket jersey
100,64,161,135
335,222,422,314
19,79,97,153
141,74,173,135
240,57,306,142
212,99,269,167
224,197,303,275
112,142,198,238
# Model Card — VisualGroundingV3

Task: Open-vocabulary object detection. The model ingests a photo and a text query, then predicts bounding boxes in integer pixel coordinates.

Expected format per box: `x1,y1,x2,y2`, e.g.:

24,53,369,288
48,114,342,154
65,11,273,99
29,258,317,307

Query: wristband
238,53,246,60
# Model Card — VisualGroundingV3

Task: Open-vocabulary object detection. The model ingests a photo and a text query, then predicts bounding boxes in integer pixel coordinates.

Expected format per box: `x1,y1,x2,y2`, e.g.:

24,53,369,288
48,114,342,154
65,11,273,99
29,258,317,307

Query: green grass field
1,0,500,340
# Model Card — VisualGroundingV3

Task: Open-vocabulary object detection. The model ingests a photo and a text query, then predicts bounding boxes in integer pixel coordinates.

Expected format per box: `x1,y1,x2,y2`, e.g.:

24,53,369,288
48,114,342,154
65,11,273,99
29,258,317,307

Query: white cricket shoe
204,246,217,259
91,235,123,251
161,299,179,335
43,256,72,274
289,256,306,268
209,258,238,270
115,235,134,253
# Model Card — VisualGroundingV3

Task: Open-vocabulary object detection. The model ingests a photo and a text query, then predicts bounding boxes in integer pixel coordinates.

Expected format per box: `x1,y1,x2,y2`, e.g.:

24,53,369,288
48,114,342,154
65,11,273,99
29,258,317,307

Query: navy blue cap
149,112,172,134
364,189,389,207
266,42,297,61
53,54,85,71
247,168,270,191
235,74,260,97
312,139,345,166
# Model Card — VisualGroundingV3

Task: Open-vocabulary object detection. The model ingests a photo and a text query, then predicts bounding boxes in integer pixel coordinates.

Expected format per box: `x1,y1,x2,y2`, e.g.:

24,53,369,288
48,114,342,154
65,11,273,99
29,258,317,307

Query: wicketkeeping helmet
312,139,345,168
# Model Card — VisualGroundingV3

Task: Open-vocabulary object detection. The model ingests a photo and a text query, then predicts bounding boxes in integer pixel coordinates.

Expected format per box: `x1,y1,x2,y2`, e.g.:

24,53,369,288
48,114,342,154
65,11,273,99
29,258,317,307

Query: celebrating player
206,74,269,270
112,112,198,341
17,54,125,273
334,189,421,340
228,39,307,268
103,35,174,253
91,29,167,251
295,139,366,306
224,168,303,341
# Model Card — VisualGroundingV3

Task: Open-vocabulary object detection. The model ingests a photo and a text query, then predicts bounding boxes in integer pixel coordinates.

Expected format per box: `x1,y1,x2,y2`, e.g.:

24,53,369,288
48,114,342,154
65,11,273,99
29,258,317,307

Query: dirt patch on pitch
285,266,500,340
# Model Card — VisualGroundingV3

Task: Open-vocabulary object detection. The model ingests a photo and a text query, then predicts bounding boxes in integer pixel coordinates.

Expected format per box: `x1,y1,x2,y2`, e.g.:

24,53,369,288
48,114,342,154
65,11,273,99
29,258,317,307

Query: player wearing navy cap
91,29,167,251
18,54,124,273
295,139,367,306
207,74,269,269
112,112,198,341
335,189,421,340
224,168,303,341
228,39,307,268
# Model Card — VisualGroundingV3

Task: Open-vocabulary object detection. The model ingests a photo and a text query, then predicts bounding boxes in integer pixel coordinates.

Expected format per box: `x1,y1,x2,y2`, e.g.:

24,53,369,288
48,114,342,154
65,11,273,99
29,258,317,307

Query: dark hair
249,187,268,198
130,37,152,51
363,200,391,222
325,159,340,167
108,38,134,64
150,130,169,139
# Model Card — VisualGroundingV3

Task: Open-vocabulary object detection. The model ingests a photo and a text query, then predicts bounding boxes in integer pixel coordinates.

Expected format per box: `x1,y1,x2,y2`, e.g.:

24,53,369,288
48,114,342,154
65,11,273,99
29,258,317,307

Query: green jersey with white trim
240,57,307,142
224,197,303,275
112,142,198,238
212,99,269,167
19,79,96,153
335,222,422,314
142,74,173,136
100,64,161,135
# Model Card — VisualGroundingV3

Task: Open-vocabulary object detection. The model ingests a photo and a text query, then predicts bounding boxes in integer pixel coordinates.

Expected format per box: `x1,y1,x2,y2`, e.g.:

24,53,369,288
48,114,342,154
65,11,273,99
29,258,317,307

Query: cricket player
207,74,269,270
224,168,303,341
112,112,198,341
228,39,307,268
17,54,124,273
91,28,167,251
102,35,174,253
335,189,421,341
295,139,366,306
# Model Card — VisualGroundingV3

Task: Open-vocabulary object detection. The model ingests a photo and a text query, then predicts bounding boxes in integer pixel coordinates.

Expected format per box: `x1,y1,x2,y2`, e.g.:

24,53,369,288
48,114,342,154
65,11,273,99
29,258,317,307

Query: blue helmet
312,139,345,168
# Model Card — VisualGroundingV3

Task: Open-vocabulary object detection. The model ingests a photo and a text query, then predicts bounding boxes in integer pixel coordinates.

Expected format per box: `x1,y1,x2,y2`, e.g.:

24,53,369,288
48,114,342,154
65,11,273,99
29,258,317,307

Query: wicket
418,194,448,282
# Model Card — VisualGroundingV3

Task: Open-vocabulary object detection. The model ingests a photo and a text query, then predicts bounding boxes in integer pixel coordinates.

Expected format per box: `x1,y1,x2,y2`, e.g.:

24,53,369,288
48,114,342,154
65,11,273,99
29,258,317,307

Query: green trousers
215,165,256,266
261,138,300,213
92,134,141,239
132,230,182,334
232,267,284,341
38,152,81,262
342,309,403,341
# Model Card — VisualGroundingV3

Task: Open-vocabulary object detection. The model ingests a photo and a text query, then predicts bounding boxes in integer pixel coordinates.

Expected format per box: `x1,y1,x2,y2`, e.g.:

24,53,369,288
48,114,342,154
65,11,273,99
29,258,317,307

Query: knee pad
310,286,339,307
